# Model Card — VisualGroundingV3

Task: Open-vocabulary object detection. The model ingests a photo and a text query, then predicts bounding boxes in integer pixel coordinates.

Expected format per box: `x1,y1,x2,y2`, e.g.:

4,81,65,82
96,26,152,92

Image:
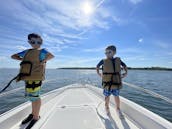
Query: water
0,68,172,122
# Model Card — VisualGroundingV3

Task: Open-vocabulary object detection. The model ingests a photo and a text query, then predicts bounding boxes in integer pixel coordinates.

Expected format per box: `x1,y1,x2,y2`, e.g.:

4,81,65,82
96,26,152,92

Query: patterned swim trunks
103,89,120,97
25,80,42,102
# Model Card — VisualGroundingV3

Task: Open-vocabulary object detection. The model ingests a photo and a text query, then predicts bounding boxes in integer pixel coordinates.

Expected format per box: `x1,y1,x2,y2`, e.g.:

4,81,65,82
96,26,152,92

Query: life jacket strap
16,61,33,82
25,81,42,90
25,94,39,97
103,72,120,75
102,81,122,90
103,81,121,86
20,61,33,75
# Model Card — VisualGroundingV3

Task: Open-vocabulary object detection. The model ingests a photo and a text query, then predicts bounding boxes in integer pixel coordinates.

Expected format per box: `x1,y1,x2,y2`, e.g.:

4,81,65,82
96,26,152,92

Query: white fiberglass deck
43,88,140,129
0,84,172,129
13,88,138,129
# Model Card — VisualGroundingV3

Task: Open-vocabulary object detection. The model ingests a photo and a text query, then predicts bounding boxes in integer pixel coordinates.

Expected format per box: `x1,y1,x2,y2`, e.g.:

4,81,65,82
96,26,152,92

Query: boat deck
12,87,139,129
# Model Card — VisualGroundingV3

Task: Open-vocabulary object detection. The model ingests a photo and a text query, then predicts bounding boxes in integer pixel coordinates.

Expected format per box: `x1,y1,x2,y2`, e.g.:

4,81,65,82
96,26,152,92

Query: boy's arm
11,54,23,61
96,67,102,77
96,60,103,77
11,50,27,61
122,66,128,78
121,61,128,78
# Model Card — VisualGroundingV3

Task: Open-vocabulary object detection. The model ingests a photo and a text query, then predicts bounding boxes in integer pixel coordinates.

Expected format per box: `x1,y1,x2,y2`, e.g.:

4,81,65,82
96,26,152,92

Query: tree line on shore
58,67,172,71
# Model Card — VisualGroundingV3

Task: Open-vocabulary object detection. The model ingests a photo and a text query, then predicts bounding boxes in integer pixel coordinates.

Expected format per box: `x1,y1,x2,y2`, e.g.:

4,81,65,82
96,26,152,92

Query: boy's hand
96,67,102,78
98,73,102,77
40,60,46,65
11,54,23,61
121,73,127,78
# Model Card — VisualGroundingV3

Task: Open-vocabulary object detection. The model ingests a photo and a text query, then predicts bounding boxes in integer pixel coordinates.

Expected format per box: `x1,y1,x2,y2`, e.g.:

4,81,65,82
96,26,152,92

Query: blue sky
0,0,172,68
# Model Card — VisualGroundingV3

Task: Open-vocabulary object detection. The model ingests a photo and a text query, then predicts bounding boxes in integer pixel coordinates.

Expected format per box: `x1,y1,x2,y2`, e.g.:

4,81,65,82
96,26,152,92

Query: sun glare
82,1,94,15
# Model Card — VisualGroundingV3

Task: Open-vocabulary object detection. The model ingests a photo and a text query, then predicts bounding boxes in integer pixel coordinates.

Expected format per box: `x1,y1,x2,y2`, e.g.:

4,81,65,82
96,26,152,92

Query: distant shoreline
0,67,172,71
58,67,172,71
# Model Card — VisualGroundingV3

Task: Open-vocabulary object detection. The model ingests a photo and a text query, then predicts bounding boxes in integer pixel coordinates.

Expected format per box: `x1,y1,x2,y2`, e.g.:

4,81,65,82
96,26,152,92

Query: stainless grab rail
123,81,172,105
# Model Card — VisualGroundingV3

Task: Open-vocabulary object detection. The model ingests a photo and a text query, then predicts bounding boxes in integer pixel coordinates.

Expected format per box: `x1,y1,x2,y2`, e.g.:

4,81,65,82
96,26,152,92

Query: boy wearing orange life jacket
96,45,127,118
11,33,54,129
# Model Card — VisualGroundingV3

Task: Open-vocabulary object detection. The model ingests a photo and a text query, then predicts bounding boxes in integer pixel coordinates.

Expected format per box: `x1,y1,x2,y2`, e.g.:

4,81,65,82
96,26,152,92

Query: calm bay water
0,68,172,122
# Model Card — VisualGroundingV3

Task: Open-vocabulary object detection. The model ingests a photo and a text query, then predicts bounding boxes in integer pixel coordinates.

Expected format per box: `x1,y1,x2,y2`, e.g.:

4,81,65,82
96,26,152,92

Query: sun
82,1,94,15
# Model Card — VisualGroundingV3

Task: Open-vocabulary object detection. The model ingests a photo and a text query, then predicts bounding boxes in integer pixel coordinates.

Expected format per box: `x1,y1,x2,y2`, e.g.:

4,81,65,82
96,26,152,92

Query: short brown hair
105,45,116,52
28,33,43,42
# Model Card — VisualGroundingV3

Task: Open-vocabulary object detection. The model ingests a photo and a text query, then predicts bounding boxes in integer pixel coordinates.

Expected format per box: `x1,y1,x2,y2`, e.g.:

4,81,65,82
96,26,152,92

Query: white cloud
138,38,143,43
0,0,121,48
53,54,101,67
39,0,109,30
155,41,171,49
16,46,27,50
167,52,172,56
1,0,148,68
119,47,143,54
129,0,142,4
83,47,105,52
0,56,8,61
123,56,148,61
1,1,88,42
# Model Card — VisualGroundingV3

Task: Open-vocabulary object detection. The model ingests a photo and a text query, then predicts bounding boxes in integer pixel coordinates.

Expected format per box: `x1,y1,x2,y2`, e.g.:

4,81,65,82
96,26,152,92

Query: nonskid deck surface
12,87,139,129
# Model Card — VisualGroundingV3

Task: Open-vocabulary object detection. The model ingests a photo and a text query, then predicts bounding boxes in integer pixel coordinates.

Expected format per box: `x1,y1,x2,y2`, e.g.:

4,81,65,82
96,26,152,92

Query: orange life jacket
102,57,122,90
17,49,45,81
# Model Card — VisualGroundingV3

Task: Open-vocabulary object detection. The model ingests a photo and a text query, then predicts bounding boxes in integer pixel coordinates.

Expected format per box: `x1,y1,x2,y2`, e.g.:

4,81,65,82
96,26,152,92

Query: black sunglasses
105,51,112,55
30,40,42,45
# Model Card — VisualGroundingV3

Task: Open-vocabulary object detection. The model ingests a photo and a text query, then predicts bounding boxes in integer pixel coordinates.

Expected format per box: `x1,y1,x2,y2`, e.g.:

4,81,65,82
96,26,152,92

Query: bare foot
116,109,124,119
105,106,110,115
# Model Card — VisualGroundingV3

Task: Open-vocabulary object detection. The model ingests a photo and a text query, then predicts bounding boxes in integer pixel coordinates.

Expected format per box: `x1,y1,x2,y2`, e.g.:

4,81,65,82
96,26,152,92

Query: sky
0,0,172,68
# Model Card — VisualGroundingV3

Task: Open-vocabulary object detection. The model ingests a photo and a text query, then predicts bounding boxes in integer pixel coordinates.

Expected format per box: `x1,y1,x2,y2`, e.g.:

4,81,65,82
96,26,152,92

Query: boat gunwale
86,84,172,129
0,84,172,129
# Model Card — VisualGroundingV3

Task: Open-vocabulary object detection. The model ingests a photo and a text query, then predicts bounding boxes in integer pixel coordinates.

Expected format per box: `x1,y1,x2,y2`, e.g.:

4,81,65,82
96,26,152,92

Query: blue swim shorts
103,89,120,97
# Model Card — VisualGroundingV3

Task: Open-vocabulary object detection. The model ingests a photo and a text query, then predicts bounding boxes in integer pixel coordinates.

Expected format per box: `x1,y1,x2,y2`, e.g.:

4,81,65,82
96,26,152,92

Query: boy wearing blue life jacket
11,33,54,129
96,45,127,118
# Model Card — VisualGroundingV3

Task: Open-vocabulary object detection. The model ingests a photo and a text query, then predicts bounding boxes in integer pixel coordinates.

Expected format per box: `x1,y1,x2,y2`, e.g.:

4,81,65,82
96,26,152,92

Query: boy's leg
32,98,41,120
103,88,111,108
111,89,120,109
103,88,111,114
114,96,120,110
32,102,35,116
105,96,110,114
105,96,110,109
25,99,41,129
26,92,41,128
112,89,124,118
